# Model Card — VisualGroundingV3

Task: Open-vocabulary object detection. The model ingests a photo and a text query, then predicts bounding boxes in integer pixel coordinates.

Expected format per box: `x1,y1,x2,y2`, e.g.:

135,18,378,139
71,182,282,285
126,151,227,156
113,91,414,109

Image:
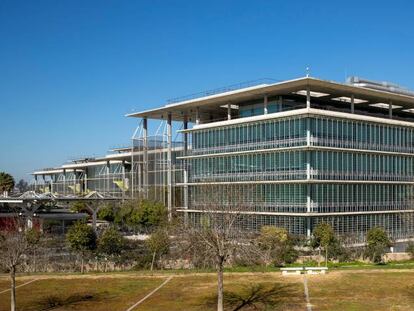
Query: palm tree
0,172,15,197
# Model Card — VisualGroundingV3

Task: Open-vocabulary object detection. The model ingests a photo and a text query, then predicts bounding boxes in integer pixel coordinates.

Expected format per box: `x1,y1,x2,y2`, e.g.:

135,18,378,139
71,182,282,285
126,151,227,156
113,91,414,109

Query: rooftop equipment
347,76,414,98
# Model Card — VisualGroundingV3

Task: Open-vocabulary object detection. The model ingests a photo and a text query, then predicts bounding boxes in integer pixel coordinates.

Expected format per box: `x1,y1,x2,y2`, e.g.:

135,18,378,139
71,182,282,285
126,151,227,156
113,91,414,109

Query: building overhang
126,77,414,122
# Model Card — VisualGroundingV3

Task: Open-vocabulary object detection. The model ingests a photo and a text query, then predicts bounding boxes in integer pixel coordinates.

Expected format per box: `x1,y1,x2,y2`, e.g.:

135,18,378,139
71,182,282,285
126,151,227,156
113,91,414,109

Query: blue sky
1,0,414,181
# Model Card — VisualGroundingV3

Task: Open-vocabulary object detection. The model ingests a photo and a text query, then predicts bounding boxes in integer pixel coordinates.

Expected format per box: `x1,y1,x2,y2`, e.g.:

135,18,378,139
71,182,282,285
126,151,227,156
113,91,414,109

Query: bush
115,199,167,233
256,226,298,267
364,227,391,264
406,242,414,259
97,203,118,222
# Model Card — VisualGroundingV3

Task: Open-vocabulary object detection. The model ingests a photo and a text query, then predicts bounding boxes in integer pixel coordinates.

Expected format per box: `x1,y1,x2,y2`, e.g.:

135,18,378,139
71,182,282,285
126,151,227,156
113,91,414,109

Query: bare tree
0,217,30,311
178,184,253,311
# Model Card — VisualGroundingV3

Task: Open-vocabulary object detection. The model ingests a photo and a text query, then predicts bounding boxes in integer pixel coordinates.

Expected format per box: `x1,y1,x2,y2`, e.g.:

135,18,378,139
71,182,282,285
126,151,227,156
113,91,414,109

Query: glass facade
192,116,307,155
310,116,414,153
187,112,414,241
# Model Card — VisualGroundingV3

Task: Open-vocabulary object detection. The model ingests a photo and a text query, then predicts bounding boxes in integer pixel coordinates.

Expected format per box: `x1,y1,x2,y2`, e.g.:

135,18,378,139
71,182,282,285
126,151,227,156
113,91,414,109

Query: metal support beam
84,171,88,194
106,161,110,195
73,169,77,195
183,115,188,156
167,113,173,221
86,203,101,232
143,117,148,198
63,169,66,196
264,94,268,114
122,160,126,201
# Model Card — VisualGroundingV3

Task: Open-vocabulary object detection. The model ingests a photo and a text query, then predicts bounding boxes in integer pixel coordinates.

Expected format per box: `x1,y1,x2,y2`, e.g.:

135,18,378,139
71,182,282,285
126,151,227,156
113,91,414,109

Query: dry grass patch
0,276,163,311
136,273,305,311
308,270,414,311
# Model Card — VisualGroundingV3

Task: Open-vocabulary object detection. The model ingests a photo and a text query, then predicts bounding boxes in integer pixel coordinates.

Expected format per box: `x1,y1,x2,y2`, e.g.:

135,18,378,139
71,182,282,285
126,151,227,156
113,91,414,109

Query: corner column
143,117,148,198
306,117,312,239
306,87,311,109
183,115,189,224
264,94,268,114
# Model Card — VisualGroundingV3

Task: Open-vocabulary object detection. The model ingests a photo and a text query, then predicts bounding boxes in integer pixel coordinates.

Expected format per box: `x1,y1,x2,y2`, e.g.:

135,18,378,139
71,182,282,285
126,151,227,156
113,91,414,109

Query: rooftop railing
166,78,279,104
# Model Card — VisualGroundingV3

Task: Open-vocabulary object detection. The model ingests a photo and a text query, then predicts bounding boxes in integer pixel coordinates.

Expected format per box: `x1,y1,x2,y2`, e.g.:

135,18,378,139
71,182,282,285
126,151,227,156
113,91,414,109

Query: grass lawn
1,270,414,310
0,273,304,311
0,275,165,311
308,270,414,311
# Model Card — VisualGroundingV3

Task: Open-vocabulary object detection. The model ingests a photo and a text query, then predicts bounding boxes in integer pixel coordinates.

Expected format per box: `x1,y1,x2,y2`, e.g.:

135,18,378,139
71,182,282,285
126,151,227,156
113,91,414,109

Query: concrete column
227,103,232,120
306,87,311,109
167,113,173,221
34,175,38,192
195,107,200,125
264,94,268,114
143,117,148,198
389,101,393,119
351,94,355,113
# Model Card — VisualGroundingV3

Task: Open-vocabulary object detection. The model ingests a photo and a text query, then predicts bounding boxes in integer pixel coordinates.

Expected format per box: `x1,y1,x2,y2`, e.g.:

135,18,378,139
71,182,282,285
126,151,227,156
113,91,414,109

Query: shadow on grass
36,292,102,310
203,282,297,311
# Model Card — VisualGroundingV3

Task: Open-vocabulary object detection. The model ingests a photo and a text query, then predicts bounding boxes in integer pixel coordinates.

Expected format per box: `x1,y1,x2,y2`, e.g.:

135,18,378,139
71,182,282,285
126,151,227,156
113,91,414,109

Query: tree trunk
81,256,84,274
10,266,16,311
151,252,156,272
217,258,224,311
325,247,328,267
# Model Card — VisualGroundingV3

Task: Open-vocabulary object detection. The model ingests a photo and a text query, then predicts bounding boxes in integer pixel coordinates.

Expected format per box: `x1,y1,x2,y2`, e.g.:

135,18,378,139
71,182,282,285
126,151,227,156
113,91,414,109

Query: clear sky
1,0,414,182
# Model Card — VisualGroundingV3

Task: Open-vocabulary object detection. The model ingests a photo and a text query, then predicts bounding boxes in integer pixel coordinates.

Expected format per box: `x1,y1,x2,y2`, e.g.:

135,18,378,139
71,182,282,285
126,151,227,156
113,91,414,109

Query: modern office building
33,76,414,242
127,76,414,242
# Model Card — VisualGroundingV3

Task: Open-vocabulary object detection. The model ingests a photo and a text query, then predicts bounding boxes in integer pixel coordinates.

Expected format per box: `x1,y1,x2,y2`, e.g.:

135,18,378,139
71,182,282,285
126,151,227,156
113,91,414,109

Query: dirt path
0,279,37,294
124,276,173,311
302,274,312,311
